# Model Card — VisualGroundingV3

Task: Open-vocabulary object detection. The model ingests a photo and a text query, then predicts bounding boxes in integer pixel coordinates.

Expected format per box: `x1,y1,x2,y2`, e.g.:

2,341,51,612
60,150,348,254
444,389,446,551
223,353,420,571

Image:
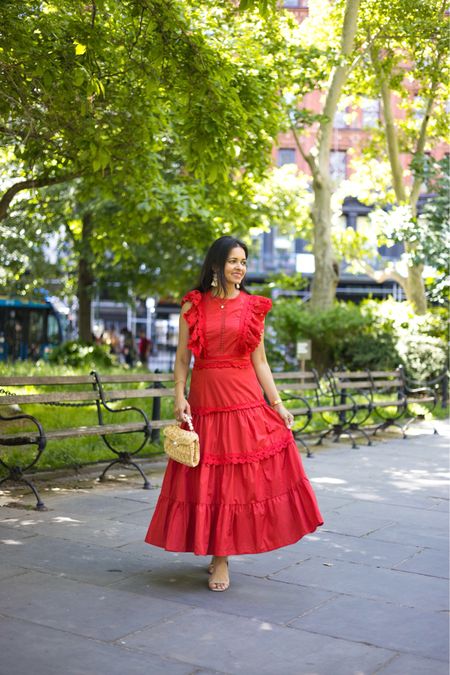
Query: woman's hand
274,403,294,429
174,396,191,423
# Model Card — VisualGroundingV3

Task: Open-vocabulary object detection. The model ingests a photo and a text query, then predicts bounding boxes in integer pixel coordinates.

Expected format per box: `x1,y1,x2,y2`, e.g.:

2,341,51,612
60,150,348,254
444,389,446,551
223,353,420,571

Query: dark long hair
195,236,249,296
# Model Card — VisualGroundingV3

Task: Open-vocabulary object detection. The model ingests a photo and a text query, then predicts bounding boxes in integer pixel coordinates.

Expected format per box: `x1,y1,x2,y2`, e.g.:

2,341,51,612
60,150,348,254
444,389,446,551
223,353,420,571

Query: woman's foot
207,556,215,575
208,556,229,592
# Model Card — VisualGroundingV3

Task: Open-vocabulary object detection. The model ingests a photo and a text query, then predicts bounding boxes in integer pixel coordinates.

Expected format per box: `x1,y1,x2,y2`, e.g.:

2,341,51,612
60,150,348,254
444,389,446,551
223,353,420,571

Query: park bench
327,367,437,439
0,371,177,510
272,370,367,455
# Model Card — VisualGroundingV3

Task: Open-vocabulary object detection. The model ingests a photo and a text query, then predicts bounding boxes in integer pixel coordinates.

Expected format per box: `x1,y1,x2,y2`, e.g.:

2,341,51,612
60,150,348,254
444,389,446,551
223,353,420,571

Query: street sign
296,339,312,360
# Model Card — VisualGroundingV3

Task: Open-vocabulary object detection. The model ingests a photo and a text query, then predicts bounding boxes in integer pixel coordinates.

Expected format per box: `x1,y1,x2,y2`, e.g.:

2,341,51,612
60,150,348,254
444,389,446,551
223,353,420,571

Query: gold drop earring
211,272,218,288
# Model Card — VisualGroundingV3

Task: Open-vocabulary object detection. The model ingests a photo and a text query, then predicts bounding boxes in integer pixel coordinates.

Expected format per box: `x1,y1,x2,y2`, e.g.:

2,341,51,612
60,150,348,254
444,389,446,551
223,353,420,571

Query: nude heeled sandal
208,560,229,592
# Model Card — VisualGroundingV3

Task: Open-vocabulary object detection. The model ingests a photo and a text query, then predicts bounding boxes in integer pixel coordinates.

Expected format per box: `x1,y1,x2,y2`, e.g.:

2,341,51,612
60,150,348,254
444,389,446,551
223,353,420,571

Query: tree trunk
77,212,95,343
310,173,339,309
308,0,361,310
374,51,430,314
406,263,427,315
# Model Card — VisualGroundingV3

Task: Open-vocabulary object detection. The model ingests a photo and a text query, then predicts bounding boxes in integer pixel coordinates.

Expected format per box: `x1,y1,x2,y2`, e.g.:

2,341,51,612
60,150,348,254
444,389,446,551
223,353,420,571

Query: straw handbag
163,415,200,467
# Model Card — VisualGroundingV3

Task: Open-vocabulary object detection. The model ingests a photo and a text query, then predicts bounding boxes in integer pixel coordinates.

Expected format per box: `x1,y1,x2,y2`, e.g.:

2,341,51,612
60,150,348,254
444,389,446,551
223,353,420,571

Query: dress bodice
181,290,272,362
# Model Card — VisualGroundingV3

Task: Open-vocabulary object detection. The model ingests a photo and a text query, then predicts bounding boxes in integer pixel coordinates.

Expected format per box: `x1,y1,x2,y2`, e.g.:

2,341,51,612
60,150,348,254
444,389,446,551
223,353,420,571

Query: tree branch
0,173,79,221
290,124,316,175
359,259,407,289
371,46,407,203
318,0,361,168
409,95,435,212
409,46,445,212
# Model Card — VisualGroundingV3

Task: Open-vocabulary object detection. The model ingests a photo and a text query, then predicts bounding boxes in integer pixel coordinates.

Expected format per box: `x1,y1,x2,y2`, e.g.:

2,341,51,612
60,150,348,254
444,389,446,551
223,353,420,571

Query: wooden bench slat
0,387,176,406
333,370,400,379
273,371,315,379
0,418,183,443
0,373,174,386
0,376,95,386
375,399,406,408
289,407,309,416
313,403,355,413
370,371,401,377
337,380,402,390
336,381,372,389
406,396,435,404
290,404,353,415
99,373,174,383
0,422,147,443
333,371,370,378
106,388,175,401
278,382,318,391
0,391,100,405
372,380,403,388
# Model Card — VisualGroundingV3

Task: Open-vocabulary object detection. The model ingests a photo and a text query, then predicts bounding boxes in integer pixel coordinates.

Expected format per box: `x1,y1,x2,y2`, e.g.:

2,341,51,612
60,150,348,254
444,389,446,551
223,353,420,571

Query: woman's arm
173,302,192,421
251,335,294,429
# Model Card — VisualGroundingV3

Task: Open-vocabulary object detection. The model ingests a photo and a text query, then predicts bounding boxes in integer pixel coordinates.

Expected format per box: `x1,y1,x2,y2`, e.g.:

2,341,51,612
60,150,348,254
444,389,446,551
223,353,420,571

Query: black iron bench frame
273,370,366,454
327,367,438,440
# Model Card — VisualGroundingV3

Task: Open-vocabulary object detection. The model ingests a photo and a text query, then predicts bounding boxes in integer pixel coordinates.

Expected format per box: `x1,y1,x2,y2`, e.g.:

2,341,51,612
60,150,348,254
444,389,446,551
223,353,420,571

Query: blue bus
0,297,68,362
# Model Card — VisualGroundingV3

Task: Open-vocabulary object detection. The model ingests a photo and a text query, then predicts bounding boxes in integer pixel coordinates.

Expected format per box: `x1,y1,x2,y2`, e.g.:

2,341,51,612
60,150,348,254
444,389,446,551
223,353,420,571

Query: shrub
397,335,447,381
48,340,115,369
362,299,448,380
266,298,399,373
266,296,447,379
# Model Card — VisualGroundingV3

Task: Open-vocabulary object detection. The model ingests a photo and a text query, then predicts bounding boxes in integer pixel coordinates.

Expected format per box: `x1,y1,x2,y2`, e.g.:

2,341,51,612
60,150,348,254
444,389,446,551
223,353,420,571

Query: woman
145,236,323,591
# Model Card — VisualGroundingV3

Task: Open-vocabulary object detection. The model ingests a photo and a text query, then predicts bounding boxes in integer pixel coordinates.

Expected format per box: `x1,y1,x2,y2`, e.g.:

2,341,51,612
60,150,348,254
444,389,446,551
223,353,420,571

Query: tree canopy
0,0,303,337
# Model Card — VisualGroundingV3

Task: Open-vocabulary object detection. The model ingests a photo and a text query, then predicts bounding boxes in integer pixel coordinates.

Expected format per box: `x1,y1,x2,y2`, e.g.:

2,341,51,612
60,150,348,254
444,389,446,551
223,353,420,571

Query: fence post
151,373,164,444
442,373,449,409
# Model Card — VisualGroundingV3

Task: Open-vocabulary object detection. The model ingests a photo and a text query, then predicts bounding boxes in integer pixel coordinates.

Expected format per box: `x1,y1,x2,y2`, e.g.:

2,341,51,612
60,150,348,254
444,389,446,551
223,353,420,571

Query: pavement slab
40,491,156,517
0,532,160,585
0,615,199,675
375,653,450,675
110,565,336,625
0,509,148,547
287,530,422,568
393,546,449,579
363,522,448,551
289,594,449,662
0,569,192,641
122,606,395,675
269,557,449,612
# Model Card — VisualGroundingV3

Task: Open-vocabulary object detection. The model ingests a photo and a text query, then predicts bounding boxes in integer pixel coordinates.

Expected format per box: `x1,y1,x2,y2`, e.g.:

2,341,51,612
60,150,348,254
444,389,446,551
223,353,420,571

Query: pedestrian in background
120,327,136,367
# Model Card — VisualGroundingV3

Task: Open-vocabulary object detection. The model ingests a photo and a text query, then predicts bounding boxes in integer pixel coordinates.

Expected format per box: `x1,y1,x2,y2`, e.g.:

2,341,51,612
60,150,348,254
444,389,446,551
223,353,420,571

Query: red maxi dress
145,290,323,556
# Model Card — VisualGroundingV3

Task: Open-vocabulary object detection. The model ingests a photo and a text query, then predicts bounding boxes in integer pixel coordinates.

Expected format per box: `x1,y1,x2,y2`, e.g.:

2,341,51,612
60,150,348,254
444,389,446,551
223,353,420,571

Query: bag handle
182,414,195,432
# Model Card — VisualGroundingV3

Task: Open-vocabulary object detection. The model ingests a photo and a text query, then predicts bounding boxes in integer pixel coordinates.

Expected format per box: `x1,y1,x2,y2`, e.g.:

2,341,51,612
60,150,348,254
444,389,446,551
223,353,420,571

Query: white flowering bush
362,299,448,381
397,334,447,381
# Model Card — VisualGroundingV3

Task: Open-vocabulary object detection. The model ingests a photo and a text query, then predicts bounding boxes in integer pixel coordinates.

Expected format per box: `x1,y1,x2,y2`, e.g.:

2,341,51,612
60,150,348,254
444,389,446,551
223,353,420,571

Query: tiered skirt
145,362,323,556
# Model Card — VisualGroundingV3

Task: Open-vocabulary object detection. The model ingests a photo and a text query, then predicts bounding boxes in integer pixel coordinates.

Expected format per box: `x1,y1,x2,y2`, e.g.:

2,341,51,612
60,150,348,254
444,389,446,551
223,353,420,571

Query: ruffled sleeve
181,290,205,357
239,294,272,354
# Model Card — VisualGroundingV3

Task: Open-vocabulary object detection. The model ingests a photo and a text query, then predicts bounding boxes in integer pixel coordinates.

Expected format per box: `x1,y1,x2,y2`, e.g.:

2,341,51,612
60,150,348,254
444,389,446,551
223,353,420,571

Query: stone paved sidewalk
0,421,448,675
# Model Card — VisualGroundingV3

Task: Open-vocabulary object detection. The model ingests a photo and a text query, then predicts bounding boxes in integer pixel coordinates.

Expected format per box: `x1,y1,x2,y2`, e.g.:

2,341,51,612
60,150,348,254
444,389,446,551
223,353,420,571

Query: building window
330,150,347,181
277,147,296,166
334,107,348,129
413,95,426,121
283,0,308,6
361,97,380,127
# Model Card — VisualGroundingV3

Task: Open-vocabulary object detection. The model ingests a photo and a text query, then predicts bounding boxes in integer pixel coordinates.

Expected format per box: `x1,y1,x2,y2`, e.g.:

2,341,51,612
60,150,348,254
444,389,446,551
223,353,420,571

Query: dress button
220,305,224,309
